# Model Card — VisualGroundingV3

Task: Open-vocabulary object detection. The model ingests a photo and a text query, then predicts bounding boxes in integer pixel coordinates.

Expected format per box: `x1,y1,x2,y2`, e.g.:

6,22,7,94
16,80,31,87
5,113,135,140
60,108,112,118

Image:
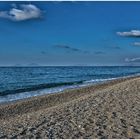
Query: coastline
0,75,140,138
0,74,139,118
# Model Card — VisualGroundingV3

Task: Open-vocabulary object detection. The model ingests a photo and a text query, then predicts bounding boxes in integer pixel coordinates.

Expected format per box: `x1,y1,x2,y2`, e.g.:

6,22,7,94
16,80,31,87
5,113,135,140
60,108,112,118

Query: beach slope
0,76,140,138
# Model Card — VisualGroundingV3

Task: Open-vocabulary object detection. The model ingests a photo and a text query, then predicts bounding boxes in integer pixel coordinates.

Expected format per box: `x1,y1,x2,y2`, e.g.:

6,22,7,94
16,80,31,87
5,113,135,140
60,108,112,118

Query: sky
0,1,140,66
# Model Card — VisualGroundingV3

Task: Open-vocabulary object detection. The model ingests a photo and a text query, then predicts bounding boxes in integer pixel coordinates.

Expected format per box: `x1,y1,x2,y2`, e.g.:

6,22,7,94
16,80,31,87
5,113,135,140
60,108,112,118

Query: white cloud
0,4,42,21
132,42,140,46
125,57,140,62
117,30,140,37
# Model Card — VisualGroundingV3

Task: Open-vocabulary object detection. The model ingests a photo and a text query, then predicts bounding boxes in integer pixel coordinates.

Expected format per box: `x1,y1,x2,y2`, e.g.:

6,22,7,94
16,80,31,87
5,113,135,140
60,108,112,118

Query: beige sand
0,76,140,138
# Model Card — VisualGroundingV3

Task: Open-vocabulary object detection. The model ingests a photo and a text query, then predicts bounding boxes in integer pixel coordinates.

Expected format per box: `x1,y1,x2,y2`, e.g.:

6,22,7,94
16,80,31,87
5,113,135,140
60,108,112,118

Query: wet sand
0,76,140,138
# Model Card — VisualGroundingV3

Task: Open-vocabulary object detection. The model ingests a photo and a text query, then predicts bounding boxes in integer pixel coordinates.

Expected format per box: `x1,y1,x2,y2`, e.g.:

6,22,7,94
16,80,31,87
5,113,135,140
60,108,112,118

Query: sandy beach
0,76,140,139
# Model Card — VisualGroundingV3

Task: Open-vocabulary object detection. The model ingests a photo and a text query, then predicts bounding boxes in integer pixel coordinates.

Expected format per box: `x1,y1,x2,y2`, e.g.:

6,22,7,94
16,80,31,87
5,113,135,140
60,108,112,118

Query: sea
0,66,140,103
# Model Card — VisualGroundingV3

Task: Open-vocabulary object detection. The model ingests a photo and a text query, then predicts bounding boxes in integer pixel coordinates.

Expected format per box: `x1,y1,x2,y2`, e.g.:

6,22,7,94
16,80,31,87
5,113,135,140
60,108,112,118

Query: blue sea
0,66,140,103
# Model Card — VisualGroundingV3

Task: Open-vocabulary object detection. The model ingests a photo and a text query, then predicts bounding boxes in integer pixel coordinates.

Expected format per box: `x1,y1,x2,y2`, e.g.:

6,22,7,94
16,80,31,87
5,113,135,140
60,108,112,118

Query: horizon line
0,65,140,67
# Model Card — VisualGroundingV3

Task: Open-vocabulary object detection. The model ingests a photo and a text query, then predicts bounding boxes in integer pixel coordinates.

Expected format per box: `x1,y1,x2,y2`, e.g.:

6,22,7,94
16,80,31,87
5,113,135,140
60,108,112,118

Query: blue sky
0,1,140,66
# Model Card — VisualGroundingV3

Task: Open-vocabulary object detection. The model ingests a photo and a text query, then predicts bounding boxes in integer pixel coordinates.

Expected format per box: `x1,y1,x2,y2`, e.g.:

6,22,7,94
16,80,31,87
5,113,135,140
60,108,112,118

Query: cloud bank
132,42,140,47
0,4,42,21
41,51,46,55
112,46,121,49
94,51,105,55
53,44,88,54
125,57,140,62
117,30,140,37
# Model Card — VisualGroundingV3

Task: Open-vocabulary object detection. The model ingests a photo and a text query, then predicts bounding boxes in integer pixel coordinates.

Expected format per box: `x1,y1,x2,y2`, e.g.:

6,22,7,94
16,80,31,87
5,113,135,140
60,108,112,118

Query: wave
0,80,83,96
1,73,138,97
0,77,119,97
83,77,117,84
0,74,139,103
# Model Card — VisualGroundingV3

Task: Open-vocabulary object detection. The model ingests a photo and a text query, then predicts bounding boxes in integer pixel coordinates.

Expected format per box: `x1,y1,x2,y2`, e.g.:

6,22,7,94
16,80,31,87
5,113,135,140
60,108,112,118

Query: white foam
83,77,117,84
0,84,82,103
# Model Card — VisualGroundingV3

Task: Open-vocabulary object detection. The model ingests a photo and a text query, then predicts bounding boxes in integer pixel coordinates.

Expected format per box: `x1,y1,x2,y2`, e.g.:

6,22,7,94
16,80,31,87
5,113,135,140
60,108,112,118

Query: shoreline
0,75,139,118
0,75,140,138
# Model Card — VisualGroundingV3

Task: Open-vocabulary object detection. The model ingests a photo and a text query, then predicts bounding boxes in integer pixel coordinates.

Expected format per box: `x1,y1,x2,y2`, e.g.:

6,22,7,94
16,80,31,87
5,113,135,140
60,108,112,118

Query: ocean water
0,66,140,103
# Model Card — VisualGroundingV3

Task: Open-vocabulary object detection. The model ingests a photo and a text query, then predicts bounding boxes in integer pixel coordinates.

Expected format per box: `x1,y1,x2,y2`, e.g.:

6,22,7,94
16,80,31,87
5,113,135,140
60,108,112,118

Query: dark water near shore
0,66,140,103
